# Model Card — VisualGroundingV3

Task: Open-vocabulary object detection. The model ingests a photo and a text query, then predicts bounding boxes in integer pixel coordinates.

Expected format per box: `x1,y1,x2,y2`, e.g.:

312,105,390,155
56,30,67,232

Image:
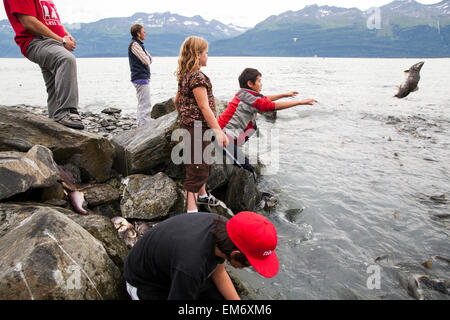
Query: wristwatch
62,38,66,47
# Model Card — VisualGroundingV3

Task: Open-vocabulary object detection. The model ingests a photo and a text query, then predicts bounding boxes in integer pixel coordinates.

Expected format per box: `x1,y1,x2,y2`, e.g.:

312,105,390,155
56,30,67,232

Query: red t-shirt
3,0,65,57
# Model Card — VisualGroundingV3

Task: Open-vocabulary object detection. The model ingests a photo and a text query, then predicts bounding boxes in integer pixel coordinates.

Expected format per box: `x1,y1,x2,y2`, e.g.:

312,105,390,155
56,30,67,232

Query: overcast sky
0,0,443,27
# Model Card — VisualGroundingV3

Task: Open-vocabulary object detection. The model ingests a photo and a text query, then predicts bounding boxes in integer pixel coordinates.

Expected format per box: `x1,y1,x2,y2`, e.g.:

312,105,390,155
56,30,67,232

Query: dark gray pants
223,140,254,172
27,36,79,121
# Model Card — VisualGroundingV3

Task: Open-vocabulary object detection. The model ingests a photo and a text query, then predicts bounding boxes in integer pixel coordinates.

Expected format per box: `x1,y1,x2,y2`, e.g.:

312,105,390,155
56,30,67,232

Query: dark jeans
222,140,255,173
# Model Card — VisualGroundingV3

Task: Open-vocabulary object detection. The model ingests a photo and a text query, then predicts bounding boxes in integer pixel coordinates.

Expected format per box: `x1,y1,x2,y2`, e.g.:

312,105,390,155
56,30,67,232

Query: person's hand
68,35,76,46
285,91,299,98
222,132,229,147
215,130,229,147
63,35,76,51
302,99,318,105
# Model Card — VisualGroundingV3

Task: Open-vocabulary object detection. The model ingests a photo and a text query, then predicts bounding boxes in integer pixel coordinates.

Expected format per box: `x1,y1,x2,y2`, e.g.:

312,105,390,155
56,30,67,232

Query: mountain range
1,0,449,58
212,0,450,57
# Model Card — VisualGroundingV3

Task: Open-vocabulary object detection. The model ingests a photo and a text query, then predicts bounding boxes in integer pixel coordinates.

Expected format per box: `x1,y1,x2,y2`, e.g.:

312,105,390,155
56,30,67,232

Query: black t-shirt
124,213,226,300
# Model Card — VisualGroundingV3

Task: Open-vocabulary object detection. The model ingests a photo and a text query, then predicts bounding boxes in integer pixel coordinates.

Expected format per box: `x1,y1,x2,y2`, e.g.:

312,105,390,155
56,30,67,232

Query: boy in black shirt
124,211,279,300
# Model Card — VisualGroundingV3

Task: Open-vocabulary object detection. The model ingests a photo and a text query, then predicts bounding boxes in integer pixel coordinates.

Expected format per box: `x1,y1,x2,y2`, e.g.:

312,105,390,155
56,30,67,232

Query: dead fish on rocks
111,217,137,248
199,199,235,219
133,221,155,238
57,164,82,189
58,165,92,215
395,62,424,99
69,191,88,215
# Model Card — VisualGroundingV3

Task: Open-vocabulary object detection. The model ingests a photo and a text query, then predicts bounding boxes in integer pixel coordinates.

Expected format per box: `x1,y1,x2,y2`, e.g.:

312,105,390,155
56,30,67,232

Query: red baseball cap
226,212,279,278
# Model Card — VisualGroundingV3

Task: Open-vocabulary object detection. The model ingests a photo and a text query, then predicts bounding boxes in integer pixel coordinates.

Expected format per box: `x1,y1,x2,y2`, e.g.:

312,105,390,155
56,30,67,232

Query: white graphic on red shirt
39,0,61,26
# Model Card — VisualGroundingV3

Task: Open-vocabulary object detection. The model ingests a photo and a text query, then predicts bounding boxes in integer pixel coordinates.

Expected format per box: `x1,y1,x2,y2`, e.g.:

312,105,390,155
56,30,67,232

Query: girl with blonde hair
175,36,229,213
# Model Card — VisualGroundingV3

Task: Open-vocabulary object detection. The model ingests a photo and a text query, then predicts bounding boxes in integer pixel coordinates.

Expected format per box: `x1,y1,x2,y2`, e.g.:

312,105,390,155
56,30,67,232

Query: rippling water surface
1,57,449,300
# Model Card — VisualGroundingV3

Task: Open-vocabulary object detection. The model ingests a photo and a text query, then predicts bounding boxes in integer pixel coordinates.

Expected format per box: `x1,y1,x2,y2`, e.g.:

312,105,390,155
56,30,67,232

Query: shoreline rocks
0,106,115,183
111,112,180,176
0,205,124,300
0,145,59,201
0,101,265,300
120,173,184,221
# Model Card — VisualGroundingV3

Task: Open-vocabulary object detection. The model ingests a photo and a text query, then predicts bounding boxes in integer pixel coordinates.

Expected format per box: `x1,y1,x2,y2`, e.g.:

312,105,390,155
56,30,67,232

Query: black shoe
56,113,85,130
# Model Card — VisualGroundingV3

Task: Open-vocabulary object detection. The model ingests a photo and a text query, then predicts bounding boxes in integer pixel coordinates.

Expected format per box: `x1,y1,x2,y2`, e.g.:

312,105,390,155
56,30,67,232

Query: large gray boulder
0,206,123,300
225,167,261,214
63,210,130,273
207,163,234,193
120,172,184,220
0,203,129,275
151,98,176,119
0,145,59,201
0,106,115,183
111,111,180,176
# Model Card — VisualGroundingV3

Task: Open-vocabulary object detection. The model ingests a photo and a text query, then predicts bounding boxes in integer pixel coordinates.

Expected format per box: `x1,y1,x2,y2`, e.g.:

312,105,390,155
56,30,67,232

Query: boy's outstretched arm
274,98,318,111
267,91,299,102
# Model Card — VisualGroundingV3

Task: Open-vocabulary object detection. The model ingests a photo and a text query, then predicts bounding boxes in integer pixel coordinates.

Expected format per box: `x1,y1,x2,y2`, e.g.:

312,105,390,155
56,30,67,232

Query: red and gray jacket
218,89,275,144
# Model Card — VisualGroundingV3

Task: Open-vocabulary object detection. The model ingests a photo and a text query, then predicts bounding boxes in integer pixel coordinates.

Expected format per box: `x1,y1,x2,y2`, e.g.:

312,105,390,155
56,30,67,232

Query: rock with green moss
120,172,184,220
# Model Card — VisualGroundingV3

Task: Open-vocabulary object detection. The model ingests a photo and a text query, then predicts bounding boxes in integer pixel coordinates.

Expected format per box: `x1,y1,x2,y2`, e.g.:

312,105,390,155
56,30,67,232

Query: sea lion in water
395,62,424,98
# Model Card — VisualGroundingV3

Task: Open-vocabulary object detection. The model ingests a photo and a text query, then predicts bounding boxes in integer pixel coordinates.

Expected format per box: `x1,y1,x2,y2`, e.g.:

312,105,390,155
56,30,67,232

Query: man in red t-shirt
3,0,84,129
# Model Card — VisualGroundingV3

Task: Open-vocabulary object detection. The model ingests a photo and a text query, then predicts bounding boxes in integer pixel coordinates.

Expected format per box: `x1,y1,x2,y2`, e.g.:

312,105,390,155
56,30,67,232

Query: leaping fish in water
395,62,424,99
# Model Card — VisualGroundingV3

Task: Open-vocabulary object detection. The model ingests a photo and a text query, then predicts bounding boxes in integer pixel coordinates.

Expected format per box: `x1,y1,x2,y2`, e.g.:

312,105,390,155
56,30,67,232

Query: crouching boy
124,211,279,300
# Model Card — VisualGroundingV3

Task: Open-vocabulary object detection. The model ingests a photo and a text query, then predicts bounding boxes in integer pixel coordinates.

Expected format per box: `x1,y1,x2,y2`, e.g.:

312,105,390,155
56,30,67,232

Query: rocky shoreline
0,99,268,300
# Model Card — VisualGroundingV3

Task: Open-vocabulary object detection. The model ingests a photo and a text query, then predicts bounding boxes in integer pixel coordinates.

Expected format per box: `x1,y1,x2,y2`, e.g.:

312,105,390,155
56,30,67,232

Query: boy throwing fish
218,68,318,172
